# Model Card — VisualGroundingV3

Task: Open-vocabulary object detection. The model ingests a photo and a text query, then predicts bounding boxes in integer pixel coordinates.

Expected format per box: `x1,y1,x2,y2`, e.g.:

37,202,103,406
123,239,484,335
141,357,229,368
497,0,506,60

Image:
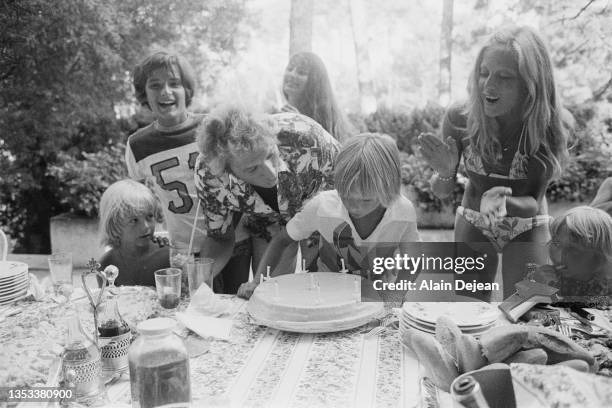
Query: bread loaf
524,327,596,368
410,331,459,392
480,325,529,363
455,334,488,373
504,348,548,365
554,359,590,372
435,316,462,362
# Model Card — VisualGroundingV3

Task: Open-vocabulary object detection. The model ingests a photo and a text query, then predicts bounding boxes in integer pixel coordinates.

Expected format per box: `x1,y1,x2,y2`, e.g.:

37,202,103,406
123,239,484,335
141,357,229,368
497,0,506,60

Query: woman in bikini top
418,26,572,295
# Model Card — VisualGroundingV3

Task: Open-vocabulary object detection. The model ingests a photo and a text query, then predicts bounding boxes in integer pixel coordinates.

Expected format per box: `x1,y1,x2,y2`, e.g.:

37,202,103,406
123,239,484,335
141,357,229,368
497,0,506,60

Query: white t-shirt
286,190,420,272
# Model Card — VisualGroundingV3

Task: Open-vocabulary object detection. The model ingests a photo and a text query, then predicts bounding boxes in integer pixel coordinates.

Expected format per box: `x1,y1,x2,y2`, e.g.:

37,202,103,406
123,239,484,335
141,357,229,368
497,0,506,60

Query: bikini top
462,125,530,180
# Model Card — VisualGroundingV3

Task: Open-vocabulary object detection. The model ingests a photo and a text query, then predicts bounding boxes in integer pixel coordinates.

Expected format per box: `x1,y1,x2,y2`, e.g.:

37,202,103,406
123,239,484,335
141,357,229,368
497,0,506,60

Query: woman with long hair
281,52,352,142
419,26,572,296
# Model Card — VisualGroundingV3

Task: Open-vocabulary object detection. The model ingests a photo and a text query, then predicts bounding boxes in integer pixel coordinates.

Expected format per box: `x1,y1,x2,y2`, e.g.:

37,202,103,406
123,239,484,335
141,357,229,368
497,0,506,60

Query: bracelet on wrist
435,171,455,182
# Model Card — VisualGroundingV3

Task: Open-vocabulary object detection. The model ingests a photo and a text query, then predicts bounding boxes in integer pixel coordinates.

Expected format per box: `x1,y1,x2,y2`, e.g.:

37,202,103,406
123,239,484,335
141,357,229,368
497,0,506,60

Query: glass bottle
97,291,130,338
98,289,131,378
451,375,490,408
62,312,105,404
128,318,191,408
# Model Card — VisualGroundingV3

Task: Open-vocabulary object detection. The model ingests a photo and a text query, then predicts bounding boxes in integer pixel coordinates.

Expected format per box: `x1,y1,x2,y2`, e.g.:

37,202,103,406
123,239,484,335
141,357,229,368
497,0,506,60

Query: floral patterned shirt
194,113,340,241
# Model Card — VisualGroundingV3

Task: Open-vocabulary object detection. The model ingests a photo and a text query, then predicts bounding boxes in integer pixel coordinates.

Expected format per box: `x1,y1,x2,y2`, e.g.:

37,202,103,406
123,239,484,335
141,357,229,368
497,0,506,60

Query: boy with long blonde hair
238,133,420,298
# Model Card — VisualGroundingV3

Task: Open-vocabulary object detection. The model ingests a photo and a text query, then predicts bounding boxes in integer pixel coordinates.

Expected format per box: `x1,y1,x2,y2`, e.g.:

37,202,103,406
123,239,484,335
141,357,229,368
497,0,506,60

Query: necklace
499,124,524,153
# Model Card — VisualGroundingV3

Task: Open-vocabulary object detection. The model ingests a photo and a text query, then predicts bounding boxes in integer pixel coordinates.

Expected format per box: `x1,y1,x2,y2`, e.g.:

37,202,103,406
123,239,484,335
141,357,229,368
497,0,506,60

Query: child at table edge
237,132,421,299
534,205,612,307
98,179,170,287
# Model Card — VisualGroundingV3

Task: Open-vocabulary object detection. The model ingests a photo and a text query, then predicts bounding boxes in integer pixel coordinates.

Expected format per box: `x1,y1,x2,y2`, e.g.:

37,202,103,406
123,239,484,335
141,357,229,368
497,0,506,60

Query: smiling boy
125,51,207,251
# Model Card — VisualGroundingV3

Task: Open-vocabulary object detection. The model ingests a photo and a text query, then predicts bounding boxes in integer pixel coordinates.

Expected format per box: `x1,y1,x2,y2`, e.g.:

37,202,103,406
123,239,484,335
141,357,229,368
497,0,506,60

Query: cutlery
419,377,440,408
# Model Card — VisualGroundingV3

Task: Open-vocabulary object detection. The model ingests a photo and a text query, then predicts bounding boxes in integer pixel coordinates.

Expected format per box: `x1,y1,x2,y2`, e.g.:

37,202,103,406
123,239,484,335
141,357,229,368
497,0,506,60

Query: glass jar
128,318,191,408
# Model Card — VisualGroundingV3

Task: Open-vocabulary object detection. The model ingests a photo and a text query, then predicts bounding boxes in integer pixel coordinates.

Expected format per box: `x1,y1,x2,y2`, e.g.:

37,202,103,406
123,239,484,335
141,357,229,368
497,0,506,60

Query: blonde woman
418,26,572,295
239,133,420,299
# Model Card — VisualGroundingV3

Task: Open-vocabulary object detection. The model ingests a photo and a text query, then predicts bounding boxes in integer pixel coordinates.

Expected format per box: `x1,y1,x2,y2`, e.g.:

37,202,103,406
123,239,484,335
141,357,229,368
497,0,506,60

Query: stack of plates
0,261,29,305
400,299,499,336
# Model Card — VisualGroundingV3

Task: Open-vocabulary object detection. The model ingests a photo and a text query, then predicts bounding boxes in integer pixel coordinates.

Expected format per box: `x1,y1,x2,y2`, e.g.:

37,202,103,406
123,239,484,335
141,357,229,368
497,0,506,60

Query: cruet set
60,259,131,405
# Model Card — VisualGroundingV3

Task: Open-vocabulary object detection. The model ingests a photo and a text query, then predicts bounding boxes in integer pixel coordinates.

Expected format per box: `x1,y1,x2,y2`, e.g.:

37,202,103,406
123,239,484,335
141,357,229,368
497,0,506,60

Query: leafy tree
0,0,250,252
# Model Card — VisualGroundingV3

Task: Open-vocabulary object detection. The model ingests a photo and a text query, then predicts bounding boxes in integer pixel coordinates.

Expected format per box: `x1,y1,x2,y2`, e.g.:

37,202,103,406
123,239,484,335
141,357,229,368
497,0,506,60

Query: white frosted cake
247,272,384,333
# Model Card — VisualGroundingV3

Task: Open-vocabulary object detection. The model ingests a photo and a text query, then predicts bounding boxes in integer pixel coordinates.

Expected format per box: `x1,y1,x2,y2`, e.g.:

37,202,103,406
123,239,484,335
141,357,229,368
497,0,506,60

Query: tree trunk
348,0,376,114
439,0,454,106
289,0,314,57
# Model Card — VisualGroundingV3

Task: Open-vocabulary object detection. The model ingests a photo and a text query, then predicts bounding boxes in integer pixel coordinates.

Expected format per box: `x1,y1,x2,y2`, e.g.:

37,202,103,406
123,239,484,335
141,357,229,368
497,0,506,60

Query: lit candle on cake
339,258,348,274
266,266,271,281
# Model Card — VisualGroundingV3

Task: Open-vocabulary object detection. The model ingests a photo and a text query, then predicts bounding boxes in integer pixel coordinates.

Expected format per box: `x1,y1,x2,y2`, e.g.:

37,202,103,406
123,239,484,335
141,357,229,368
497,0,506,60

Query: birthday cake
247,272,384,333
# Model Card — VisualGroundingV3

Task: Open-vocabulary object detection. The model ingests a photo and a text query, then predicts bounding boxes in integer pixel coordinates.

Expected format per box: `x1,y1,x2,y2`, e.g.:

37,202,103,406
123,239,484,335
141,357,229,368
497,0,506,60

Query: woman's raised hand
480,186,513,221
417,133,459,176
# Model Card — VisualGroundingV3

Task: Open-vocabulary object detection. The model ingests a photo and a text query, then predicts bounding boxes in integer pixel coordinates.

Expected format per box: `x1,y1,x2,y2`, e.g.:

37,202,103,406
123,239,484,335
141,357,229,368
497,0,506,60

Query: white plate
0,261,28,279
402,315,493,336
402,301,499,326
0,275,29,291
0,287,27,302
0,271,28,284
249,309,384,333
401,313,495,332
0,282,29,297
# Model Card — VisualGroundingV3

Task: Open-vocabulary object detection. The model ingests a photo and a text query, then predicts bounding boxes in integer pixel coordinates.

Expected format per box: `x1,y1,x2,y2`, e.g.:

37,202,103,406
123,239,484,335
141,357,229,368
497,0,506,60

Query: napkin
26,273,48,301
175,312,232,340
186,282,232,317
175,283,233,340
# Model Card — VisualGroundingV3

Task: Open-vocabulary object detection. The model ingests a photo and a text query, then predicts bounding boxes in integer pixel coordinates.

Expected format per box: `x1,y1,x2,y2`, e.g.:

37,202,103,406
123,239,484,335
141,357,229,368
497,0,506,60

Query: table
0,287,428,407
106,296,426,408
3,286,612,408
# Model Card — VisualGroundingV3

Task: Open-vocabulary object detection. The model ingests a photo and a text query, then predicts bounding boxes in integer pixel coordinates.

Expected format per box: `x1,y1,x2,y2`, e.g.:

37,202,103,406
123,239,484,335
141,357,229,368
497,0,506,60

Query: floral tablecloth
4,287,612,407
107,295,423,408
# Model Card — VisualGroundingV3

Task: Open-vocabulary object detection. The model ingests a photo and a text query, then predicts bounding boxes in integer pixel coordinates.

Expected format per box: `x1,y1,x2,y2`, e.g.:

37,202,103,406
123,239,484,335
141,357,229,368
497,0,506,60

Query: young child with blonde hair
238,133,420,299
98,179,170,286
535,206,612,306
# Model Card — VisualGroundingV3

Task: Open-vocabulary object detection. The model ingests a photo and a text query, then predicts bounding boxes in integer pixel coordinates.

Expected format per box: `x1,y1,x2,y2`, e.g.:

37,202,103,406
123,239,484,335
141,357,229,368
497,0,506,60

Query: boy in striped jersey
125,51,250,292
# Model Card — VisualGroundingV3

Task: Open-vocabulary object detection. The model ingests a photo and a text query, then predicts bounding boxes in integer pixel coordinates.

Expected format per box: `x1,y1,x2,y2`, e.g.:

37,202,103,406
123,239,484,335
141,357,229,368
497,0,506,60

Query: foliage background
1,0,611,252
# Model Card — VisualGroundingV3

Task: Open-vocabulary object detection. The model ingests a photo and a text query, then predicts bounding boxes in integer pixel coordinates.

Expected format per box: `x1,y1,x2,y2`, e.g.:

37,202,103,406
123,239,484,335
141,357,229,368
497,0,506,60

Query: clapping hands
417,133,459,176
480,186,512,223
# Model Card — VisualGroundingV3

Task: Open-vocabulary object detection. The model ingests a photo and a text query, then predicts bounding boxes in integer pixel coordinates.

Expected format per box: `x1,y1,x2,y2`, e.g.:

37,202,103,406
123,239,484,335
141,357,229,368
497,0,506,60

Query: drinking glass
185,258,214,296
169,243,194,296
154,268,182,310
48,252,73,302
